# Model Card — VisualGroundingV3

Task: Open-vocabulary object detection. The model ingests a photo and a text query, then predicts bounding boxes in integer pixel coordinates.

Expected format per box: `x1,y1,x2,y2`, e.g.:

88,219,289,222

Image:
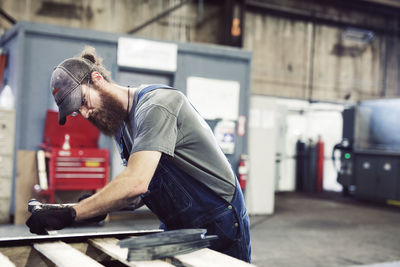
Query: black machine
334,99,400,204
333,107,356,195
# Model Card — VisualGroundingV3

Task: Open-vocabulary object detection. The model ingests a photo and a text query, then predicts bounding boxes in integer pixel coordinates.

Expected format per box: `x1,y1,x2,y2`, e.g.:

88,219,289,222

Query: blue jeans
141,155,251,262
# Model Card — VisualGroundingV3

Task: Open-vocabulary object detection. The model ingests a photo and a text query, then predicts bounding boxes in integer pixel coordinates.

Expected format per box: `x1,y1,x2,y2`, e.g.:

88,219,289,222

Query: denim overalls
117,85,251,262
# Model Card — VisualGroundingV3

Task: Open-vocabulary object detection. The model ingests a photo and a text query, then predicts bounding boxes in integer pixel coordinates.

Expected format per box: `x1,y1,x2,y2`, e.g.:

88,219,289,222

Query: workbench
0,229,255,267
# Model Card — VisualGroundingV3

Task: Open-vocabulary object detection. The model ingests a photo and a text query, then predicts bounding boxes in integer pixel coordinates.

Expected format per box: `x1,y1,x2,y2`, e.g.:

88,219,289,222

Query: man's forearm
73,150,161,221
73,172,147,221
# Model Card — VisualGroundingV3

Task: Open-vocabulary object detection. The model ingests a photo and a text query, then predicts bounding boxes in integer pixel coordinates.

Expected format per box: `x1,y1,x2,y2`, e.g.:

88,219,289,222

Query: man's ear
91,71,103,84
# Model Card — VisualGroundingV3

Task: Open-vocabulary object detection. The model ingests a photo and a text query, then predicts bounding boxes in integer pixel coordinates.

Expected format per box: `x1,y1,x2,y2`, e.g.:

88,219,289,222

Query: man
26,47,251,262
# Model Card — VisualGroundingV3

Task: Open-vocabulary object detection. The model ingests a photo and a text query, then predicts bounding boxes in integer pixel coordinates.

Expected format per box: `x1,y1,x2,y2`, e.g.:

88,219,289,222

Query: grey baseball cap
50,58,93,125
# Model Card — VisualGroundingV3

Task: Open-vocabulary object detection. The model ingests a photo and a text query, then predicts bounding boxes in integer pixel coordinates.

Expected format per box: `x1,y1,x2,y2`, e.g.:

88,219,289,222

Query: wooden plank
173,248,256,267
69,241,110,264
34,241,104,267
15,150,38,224
0,198,11,223
89,238,128,261
0,245,54,267
0,252,15,267
89,238,174,267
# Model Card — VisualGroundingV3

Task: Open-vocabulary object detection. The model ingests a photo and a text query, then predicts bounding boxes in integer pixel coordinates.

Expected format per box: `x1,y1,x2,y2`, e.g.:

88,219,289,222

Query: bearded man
26,47,251,262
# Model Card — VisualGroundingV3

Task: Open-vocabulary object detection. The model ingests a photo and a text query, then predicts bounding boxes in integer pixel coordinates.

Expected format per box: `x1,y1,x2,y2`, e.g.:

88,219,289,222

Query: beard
88,90,127,136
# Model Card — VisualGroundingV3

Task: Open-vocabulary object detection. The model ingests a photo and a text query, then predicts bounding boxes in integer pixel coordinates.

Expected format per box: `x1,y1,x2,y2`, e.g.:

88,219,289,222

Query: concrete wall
244,1,400,101
0,0,221,43
244,15,311,99
1,0,400,102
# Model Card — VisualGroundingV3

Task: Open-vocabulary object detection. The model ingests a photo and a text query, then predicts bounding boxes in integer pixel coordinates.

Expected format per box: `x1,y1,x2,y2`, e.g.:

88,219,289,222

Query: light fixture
342,27,374,43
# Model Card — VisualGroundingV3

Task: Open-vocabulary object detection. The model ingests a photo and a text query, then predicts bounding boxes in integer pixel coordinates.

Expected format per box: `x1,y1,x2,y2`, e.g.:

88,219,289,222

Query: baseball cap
50,58,93,125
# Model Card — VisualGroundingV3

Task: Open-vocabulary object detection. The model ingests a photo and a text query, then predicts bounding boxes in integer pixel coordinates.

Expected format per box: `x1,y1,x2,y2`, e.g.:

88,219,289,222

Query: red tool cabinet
39,110,109,203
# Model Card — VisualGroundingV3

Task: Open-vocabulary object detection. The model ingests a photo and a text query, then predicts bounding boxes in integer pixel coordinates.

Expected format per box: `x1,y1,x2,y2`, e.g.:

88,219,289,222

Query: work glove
78,193,107,223
26,207,76,235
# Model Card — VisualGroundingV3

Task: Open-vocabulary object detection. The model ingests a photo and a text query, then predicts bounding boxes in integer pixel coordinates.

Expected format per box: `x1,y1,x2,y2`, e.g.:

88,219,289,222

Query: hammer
28,199,76,213
27,199,77,235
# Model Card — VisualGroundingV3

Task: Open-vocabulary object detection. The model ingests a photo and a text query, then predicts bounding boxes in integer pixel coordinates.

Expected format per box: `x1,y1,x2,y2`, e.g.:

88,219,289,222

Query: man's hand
25,207,76,235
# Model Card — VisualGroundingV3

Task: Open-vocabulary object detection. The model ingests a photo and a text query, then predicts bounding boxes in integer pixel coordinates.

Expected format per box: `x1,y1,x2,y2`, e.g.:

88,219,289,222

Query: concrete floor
250,192,400,267
1,192,400,266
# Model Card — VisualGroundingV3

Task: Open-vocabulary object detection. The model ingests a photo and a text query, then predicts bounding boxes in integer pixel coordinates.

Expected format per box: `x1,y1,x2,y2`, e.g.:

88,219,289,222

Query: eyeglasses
70,80,90,117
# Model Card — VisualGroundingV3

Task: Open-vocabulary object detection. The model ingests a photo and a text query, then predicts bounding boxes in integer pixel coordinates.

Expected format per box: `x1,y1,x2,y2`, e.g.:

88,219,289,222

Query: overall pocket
197,207,239,252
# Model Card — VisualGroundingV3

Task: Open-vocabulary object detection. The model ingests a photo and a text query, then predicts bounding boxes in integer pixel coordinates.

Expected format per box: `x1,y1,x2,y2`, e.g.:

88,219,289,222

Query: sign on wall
117,37,177,72
186,76,240,121
214,120,236,154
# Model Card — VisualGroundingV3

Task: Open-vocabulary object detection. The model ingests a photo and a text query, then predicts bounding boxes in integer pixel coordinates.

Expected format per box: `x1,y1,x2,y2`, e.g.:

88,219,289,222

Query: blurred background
0,1,400,266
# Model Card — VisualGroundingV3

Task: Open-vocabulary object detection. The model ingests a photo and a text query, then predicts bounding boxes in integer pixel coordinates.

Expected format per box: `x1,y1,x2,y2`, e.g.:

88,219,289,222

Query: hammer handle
28,199,75,213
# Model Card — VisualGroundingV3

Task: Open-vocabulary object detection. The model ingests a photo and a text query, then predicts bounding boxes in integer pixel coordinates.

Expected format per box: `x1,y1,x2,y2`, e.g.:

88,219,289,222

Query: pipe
245,0,399,36
0,8,17,25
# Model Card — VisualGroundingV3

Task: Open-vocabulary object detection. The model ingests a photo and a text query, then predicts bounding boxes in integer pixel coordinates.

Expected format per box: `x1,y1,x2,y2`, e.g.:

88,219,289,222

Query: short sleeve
131,105,177,156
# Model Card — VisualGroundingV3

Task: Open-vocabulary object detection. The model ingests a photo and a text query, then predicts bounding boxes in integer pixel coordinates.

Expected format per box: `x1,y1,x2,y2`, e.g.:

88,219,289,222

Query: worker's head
50,46,125,136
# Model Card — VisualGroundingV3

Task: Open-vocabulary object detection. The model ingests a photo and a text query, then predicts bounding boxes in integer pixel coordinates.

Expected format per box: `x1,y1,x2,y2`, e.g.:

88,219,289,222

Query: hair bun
82,53,96,64
80,46,101,65
77,46,110,81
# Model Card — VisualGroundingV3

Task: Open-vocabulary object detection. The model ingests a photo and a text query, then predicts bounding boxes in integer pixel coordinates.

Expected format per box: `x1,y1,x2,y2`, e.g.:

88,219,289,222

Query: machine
335,99,400,204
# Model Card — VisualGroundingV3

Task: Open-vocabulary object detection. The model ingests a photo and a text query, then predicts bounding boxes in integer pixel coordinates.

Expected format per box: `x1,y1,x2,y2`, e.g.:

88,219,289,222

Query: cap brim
57,85,82,125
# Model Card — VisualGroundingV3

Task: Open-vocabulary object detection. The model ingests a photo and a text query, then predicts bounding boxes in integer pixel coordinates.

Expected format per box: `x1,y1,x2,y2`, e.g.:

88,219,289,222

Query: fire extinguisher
0,48,8,89
316,135,324,192
238,154,249,192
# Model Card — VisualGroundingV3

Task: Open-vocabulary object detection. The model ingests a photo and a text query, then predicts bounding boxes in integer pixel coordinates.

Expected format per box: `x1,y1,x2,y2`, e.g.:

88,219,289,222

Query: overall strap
138,84,175,101
116,84,176,165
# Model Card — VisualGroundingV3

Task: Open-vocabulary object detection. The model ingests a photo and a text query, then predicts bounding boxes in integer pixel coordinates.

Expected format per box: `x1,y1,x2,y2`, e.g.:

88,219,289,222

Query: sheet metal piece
127,236,218,261
118,229,207,248
0,229,162,247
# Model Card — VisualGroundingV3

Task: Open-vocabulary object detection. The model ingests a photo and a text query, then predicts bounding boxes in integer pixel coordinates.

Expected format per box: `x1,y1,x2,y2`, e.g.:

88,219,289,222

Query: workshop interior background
2,0,399,100
1,1,400,266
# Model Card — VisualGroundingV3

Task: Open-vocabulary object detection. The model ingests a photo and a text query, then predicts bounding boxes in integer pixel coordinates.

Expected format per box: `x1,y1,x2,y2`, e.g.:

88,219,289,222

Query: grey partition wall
0,22,251,214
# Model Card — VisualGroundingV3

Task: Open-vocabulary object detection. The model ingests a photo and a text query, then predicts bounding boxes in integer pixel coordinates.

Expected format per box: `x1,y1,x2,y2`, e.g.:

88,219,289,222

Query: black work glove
26,207,76,235
78,194,107,223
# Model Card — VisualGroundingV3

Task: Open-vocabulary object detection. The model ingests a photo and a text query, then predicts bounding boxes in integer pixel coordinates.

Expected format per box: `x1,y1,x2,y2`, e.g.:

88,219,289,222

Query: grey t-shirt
122,86,236,202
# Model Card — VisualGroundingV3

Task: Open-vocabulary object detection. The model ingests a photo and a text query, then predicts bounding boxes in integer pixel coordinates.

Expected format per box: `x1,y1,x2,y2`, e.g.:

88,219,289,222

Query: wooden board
0,232,253,266
89,238,128,262
0,245,36,267
0,252,15,267
89,238,174,267
34,241,104,267
0,198,11,223
173,248,256,267
15,150,38,224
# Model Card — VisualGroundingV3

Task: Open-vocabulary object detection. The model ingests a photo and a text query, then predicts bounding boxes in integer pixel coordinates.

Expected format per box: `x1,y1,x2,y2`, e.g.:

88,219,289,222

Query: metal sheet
0,229,162,247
